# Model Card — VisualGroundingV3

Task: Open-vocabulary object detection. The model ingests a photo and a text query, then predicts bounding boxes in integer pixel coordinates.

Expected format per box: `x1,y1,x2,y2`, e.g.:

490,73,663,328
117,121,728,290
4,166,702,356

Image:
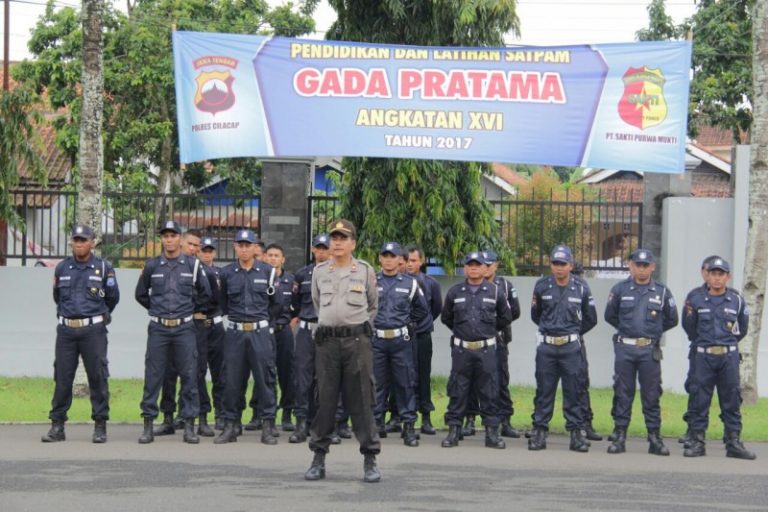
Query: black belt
317,323,369,338
274,324,287,332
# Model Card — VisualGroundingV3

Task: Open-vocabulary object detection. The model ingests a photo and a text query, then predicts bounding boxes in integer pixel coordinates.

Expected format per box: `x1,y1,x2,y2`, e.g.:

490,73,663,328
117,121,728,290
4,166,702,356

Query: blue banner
173,32,691,173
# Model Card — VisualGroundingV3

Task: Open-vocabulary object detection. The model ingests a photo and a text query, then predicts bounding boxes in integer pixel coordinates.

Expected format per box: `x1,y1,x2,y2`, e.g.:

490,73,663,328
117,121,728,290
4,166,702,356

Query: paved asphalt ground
1,424,767,512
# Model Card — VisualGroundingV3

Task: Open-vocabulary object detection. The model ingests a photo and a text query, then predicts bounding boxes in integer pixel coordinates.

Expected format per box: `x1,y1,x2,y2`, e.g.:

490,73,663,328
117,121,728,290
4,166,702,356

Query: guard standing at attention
604,249,678,456
682,257,755,460
304,219,381,483
43,224,120,444
135,221,211,444
215,230,281,445
440,251,513,450
529,245,597,453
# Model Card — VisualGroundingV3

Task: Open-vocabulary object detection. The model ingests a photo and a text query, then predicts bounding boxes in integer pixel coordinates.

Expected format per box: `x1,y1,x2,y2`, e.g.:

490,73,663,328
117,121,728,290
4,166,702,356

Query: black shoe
92,420,107,444
725,432,757,460
214,417,224,431
585,423,603,441
290,419,308,443
385,414,402,433
461,416,476,437
330,433,342,444
261,419,278,445
363,454,381,483
244,413,262,431
524,430,532,439
153,414,175,436
683,431,706,457
138,418,154,444
234,420,243,437
420,412,436,435
214,421,238,444
607,429,626,454
377,421,388,439
569,429,589,452
441,425,461,448
500,418,521,438
42,421,66,443
403,422,419,447
281,409,295,432
528,428,547,450
485,425,506,449
183,418,200,444
648,430,670,456
304,451,326,481
197,415,215,437
607,430,618,442
172,416,186,430
678,427,691,444
337,422,352,439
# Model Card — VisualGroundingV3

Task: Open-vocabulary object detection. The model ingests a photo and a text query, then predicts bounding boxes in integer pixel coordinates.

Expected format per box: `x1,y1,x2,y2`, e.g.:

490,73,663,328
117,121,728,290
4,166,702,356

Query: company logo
193,56,239,115
618,67,668,130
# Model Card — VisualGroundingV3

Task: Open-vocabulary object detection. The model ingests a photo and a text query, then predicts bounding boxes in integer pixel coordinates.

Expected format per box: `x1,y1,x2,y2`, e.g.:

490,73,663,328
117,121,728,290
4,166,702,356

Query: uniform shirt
312,258,378,327
199,262,222,317
682,287,749,346
54,254,120,318
291,263,317,322
441,280,513,341
494,276,521,321
604,278,678,339
531,275,597,336
219,261,279,322
272,270,295,326
135,254,211,318
373,272,430,330
409,271,443,333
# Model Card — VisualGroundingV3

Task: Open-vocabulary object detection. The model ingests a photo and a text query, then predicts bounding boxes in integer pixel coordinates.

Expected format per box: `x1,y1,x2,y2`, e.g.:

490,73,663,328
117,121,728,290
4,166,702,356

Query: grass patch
3,376,767,441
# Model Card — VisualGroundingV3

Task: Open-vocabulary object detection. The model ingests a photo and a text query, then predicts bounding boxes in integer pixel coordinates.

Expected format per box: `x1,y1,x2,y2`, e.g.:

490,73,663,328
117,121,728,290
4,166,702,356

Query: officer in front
305,219,381,483
529,245,597,452
43,224,120,444
604,249,678,456
372,242,430,447
681,257,755,459
135,220,211,444
215,230,281,445
440,251,513,450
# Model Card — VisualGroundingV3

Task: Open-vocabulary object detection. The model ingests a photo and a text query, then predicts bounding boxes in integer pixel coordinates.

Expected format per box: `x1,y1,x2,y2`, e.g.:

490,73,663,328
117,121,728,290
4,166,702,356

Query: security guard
42,224,120,444
265,243,296,431
372,242,429,447
681,257,755,459
135,220,211,444
288,234,330,443
604,249,678,455
404,244,443,435
440,251,513,450
529,245,597,452
305,219,381,483
482,250,522,438
215,230,281,445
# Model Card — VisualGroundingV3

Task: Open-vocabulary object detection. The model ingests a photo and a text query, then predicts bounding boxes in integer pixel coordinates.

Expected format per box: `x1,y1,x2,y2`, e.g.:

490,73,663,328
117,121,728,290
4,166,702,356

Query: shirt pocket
57,278,72,299
619,301,635,323
179,272,195,295
150,274,166,296
227,280,245,305
720,311,739,336
645,303,663,323
347,289,366,307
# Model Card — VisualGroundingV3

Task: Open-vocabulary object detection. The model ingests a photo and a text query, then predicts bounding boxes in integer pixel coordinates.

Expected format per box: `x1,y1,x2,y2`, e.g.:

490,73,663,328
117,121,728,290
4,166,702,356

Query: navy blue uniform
682,287,749,434
605,278,678,431
409,272,442,414
530,276,597,431
372,272,429,425
219,261,280,422
291,263,318,423
136,254,211,420
441,280,513,427
50,255,120,422
493,277,521,421
272,270,296,415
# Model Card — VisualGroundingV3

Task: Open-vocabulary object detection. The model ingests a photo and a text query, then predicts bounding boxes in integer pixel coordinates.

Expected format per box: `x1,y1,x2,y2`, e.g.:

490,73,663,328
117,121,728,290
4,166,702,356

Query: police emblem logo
554,251,566,259
715,259,723,266
240,230,248,239
618,66,668,130
166,221,174,229
319,236,327,242
335,222,344,229
639,252,647,260
76,226,83,234
386,243,394,250
470,252,478,258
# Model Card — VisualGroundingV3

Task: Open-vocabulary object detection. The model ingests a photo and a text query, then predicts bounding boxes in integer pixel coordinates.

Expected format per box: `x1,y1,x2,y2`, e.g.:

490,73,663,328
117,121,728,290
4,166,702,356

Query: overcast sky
2,0,697,61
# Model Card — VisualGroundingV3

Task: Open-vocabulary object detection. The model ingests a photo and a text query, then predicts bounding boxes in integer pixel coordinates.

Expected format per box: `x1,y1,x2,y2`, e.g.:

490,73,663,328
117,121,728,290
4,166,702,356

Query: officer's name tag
621,296,635,301
151,274,164,279
541,295,552,300
568,297,582,303
377,286,384,292
59,276,71,281
724,308,738,315
649,298,662,305
88,275,102,282
350,284,365,292
454,297,466,303
254,278,268,284
483,298,496,304
698,308,710,313
395,288,410,293
180,272,193,277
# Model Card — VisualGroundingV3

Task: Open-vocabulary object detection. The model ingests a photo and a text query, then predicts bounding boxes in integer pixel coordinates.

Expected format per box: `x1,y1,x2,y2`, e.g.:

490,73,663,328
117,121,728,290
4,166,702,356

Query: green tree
326,0,520,272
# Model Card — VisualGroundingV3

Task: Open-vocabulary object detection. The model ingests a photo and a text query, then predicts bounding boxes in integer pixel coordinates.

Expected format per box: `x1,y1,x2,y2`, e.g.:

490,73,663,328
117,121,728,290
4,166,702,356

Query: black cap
201,237,216,250
482,249,498,264
234,229,257,244
708,257,731,273
71,224,95,240
328,219,357,239
464,251,486,265
159,220,182,235
380,242,403,256
630,249,655,264
312,234,330,248
550,245,573,264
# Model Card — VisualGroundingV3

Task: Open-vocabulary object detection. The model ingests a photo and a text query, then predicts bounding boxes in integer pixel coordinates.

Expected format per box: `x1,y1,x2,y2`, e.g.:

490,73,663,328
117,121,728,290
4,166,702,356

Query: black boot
527,428,547,451
304,451,326,480
607,430,617,442
485,425,506,449
500,417,521,438
420,412,436,435
214,421,238,444
281,409,295,432
41,420,66,443
385,413,402,433
725,432,757,460
607,428,626,454
377,420,388,439
92,419,107,444
214,417,224,431
569,429,589,452
197,415,215,437
261,419,278,445
683,431,706,457
363,454,381,483
172,416,186,430
584,422,603,441
244,411,262,431
183,418,200,444
290,419,308,443
153,414,175,436
234,420,243,437
678,427,691,445
441,424,461,448
138,418,154,444
337,421,352,439
403,422,419,447
462,415,476,437
648,430,670,456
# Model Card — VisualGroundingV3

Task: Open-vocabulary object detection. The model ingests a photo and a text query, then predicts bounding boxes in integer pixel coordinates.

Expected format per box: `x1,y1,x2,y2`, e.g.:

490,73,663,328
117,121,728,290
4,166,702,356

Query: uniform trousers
444,344,499,427
414,331,435,414
223,328,276,421
292,323,316,421
689,349,742,433
531,340,584,431
611,342,662,430
373,335,417,424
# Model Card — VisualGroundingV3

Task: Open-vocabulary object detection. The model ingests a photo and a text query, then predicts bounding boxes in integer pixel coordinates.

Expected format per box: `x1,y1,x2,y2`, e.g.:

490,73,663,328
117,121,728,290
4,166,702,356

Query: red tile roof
491,163,529,188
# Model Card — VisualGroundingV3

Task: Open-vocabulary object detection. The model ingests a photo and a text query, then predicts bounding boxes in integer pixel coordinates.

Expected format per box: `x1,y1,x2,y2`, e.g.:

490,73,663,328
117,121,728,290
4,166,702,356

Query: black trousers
580,341,594,424
531,340,584,431
496,342,514,418
140,322,199,420
274,325,295,413
688,349,742,433
49,323,110,422
223,328,276,422
682,345,696,426
292,323,316,421
309,333,380,455
373,335,417,423
444,344,499,427
414,331,435,414
610,342,662,431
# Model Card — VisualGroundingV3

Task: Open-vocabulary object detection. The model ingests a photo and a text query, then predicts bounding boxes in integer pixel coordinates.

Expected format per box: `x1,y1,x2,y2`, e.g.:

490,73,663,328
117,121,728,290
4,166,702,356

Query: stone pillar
643,168,692,278
260,159,312,271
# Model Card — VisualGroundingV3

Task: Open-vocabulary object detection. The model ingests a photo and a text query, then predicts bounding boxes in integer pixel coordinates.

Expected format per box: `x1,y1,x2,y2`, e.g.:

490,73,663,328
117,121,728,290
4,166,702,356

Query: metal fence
306,192,342,261
4,189,261,267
